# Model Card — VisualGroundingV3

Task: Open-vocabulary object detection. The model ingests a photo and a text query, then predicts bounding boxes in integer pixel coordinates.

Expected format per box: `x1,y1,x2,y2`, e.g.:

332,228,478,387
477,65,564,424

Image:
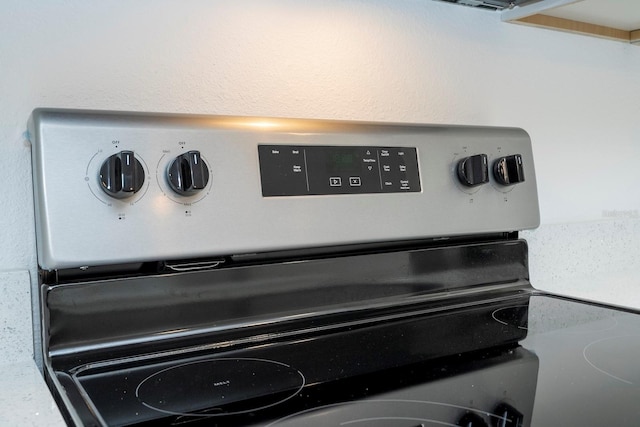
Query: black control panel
258,145,421,197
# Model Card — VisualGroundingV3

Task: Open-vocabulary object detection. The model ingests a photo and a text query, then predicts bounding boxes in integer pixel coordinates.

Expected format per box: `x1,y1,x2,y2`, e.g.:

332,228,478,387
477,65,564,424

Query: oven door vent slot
164,259,225,272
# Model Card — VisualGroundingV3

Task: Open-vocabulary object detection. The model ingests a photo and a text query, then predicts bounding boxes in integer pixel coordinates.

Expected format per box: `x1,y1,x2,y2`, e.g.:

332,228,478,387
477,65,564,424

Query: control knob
99,151,145,199
493,154,525,185
493,403,524,427
457,412,489,427
167,151,210,195
457,154,489,187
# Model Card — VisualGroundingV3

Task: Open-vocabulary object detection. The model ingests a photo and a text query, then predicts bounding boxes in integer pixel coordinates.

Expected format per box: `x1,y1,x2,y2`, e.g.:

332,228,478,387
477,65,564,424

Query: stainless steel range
29,109,640,426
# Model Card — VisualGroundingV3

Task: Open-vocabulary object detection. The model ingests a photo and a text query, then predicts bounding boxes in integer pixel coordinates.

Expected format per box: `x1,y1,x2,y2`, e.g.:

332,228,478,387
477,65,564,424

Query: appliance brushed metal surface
30,109,539,269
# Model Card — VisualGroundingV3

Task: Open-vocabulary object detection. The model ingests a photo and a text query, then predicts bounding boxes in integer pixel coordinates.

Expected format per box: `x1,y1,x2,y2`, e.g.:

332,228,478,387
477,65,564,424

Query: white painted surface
0,0,639,368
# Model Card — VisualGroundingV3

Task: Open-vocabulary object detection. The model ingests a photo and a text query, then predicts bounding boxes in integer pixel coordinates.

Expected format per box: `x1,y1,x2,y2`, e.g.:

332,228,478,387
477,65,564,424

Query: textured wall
0,0,639,335
0,271,32,362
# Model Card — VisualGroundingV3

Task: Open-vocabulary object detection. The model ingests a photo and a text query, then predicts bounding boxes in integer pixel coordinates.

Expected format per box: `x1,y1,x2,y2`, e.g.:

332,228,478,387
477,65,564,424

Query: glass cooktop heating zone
67,294,640,427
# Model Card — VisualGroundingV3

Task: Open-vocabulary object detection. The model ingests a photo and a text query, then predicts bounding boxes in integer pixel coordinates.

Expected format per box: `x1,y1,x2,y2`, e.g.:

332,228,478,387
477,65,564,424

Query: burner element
135,358,305,417
265,400,515,427
583,335,640,386
492,298,618,334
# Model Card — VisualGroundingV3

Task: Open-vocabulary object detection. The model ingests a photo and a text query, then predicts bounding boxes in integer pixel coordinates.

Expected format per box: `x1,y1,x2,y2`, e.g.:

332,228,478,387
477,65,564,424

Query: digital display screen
328,150,359,174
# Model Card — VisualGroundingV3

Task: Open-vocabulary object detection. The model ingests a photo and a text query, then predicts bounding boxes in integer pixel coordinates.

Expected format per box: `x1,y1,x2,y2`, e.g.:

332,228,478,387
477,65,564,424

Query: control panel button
457,154,489,187
493,154,525,186
258,145,420,196
167,151,210,195
378,147,419,192
99,151,145,199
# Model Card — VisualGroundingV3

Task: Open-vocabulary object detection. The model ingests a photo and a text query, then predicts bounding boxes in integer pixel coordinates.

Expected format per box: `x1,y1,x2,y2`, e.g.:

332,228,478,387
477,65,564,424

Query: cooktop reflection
58,294,640,426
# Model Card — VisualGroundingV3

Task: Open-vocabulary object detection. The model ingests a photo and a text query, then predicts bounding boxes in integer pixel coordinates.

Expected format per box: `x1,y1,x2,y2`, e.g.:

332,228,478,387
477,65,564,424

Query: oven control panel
29,109,540,269
258,145,420,196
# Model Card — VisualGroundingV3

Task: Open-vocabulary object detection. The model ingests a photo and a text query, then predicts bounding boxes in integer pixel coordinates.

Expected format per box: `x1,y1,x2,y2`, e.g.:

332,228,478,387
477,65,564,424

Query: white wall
1,0,639,357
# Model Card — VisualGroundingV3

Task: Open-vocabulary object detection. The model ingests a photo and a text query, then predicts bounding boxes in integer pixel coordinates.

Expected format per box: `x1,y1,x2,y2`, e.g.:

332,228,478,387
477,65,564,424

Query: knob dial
493,154,525,185
99,151,145,199
457,154,489,187
493,403,524,427
167,151,210,195
457,412,488,427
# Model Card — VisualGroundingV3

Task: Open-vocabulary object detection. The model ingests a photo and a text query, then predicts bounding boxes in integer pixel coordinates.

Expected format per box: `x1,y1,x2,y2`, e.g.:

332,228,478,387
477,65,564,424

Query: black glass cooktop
54,293,640,426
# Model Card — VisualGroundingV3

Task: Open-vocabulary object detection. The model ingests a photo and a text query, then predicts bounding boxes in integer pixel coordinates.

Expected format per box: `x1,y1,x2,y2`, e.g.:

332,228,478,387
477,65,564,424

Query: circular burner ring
583,335,640,386
135,357,306,417
265,399,510,427
491,303,618,334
